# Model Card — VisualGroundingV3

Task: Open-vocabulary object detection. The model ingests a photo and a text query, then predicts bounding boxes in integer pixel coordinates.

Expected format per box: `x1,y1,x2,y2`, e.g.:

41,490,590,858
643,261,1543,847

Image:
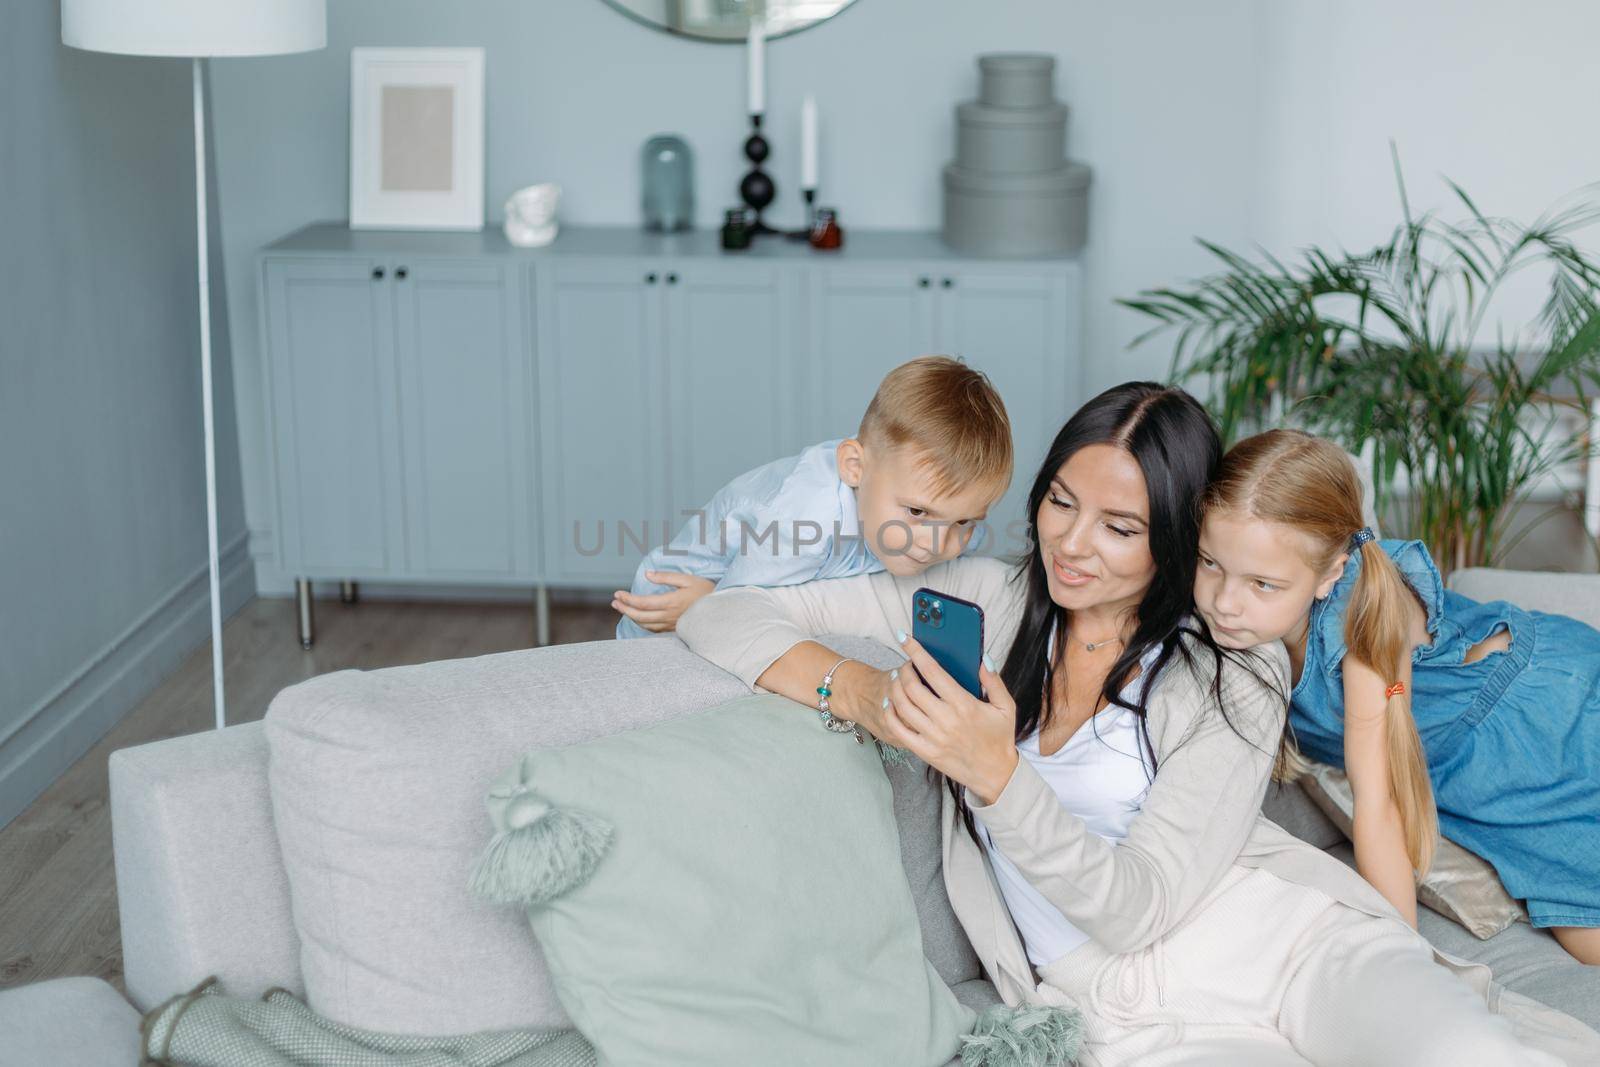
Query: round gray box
941,161,1091,257
956,100,1068,174
978,54,1056,109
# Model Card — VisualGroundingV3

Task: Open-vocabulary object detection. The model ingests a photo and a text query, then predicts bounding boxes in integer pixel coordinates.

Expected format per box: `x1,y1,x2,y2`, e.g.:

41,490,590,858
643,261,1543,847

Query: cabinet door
933,270,1077,554
662,262,801,520
536,261,667,584
808,267,937,441
262,258,405,575
393,260,533,579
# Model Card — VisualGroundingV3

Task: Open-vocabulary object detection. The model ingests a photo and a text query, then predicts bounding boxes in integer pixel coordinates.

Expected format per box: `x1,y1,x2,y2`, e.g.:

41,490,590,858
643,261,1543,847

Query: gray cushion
1259,778,1344,850
0,977,141,1067
812,635,985,992
265,634,979,1037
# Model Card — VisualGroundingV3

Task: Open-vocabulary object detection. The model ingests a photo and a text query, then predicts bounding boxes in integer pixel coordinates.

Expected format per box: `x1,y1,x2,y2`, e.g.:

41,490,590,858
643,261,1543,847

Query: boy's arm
614,498,744,635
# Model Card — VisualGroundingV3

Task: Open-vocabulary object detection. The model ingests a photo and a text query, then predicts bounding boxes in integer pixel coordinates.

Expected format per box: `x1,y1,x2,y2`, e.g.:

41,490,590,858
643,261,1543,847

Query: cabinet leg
340,580,359,604
535,583,551,647
296,579,316,650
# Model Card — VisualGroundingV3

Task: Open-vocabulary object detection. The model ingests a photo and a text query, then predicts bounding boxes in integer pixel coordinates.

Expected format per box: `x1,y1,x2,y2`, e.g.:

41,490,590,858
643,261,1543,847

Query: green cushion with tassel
470,693,1082,1066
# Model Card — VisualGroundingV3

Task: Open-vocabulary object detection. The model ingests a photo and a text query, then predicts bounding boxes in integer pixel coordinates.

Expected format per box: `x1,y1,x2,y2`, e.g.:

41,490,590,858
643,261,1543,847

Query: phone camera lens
917,610,929,623
930,605,943,622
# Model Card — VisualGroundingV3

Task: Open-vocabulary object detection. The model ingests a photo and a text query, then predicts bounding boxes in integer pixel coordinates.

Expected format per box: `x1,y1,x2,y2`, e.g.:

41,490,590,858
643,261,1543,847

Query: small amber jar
809,208,843,251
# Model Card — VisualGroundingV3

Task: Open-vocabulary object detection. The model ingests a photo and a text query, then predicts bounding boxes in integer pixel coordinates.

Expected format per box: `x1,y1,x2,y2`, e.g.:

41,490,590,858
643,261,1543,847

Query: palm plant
1121,152,1600,574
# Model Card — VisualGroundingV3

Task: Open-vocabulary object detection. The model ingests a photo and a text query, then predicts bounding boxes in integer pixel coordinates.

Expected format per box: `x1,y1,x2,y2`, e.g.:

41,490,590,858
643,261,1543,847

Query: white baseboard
0,532,256,830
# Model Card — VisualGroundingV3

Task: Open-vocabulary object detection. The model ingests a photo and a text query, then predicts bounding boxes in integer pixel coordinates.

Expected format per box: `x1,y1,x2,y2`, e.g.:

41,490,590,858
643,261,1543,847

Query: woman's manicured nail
881,697,889,709
890,669,899,681
895,629,907,643
983,653,996,672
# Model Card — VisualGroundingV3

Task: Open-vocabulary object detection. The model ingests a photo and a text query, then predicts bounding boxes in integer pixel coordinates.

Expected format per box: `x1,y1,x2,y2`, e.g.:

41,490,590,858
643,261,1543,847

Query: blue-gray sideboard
256,223,1084,644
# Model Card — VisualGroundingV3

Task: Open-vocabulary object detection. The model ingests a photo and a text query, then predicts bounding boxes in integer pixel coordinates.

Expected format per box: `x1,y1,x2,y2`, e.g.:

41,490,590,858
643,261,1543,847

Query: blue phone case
911,587,986,700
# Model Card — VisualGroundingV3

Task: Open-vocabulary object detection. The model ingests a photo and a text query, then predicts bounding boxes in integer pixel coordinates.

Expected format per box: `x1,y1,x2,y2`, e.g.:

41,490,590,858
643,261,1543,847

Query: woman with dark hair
679,382,1594,1065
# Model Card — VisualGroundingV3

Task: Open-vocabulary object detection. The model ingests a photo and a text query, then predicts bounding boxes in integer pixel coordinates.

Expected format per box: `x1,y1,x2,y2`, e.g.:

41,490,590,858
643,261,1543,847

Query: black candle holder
738,114,778,236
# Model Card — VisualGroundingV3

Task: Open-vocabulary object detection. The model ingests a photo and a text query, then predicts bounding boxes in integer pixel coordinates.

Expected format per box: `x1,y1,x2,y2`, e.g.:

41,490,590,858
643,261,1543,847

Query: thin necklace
1075,633,1124,653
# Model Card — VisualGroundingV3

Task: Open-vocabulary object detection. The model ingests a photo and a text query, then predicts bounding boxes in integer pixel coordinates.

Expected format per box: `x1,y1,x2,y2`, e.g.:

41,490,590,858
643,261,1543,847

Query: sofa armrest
110,720,301,1011
0,977,141,1066
1448,568,1600,628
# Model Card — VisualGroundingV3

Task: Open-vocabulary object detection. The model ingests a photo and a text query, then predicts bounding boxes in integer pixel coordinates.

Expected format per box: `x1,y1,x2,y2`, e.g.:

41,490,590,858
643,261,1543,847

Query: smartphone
910,588,986,700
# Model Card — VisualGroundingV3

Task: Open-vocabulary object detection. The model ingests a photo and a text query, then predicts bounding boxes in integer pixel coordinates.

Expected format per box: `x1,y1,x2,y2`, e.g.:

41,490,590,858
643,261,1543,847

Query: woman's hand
825,660,897,740
883,634,1019,805
612,571,716,633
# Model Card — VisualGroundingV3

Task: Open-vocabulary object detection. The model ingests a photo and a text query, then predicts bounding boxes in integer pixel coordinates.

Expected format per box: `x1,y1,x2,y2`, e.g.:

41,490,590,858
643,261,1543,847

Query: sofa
3,566,1597,1065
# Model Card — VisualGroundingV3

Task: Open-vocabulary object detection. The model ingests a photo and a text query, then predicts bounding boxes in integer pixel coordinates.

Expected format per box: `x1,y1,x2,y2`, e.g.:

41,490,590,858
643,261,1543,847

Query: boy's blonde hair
1205,429,1437,876
858,356,1013,499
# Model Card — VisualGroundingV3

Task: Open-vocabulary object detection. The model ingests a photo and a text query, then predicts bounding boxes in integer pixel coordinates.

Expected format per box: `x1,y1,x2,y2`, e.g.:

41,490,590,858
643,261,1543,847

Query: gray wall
0,1,254,827
213,0,1600,594
211,0,1270,593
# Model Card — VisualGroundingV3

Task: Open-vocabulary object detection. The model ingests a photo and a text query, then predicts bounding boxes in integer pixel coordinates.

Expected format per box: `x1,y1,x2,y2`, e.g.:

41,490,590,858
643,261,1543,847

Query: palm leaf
1121,159,1600,573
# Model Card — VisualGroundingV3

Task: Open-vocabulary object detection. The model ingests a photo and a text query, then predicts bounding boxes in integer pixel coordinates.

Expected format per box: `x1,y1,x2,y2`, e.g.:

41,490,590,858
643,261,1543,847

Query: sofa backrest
1450,566,1600,628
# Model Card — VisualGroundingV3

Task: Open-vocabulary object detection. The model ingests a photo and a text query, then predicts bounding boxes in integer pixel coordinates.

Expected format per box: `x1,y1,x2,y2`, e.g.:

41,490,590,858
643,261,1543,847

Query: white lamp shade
62,0,326,57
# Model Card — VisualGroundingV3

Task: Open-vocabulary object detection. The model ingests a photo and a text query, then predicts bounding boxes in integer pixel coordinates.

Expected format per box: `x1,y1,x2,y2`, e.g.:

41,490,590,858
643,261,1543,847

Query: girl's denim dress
1291,538,1600,929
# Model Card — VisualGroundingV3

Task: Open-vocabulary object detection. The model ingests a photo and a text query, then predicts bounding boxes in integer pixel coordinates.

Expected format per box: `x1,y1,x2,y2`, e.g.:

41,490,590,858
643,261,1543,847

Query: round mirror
599,0,859,42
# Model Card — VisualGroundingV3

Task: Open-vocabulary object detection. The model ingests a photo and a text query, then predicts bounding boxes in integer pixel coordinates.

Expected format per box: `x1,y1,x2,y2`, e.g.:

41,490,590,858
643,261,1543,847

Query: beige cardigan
677,555,1600,1058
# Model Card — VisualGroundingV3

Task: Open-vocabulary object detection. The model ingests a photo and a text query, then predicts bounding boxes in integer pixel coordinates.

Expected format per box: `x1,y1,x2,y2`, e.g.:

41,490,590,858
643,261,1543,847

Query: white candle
800,94,818,190
747,19,765,116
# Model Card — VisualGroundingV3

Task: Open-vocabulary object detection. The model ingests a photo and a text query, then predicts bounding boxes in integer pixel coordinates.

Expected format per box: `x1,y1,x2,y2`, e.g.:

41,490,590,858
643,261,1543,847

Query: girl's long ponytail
1345,539,1437,875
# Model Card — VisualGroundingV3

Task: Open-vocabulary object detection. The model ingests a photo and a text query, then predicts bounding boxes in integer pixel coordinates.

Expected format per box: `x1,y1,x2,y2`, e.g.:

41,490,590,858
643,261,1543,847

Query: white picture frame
349,47,485,231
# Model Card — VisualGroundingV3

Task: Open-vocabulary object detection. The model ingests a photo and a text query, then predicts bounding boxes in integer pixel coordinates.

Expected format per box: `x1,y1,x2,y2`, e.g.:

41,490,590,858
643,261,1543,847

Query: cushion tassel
877,740,915,769
468,790,613,908
959,1003,1085,1067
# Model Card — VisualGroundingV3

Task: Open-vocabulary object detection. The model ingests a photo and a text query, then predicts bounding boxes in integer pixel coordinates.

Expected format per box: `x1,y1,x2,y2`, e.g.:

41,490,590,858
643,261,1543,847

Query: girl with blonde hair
1197,428,1600,965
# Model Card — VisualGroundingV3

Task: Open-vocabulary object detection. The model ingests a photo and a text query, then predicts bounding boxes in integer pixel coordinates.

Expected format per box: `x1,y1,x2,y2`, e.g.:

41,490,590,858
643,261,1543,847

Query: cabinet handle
942,277,954,289
372,267,385,280
666,272,679,285
396,266,409,280
917,276,930,288
645,272,658,285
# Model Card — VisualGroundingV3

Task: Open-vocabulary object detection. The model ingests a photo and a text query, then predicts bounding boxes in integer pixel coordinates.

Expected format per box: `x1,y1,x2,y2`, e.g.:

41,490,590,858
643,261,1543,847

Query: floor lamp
62,1,326,730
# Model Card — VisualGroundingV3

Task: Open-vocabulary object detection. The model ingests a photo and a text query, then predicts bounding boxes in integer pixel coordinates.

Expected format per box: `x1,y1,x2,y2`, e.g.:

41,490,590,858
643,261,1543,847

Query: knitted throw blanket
140,976,1080,1066
139,977,597,1067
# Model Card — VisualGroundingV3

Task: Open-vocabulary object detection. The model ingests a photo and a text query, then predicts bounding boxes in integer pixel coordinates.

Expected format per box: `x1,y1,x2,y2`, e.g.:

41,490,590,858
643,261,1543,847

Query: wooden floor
0,592,619,994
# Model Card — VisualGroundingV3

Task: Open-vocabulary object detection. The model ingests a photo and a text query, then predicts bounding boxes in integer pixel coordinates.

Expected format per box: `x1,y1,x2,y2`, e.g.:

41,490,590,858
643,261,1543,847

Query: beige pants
1038,865,1565,1066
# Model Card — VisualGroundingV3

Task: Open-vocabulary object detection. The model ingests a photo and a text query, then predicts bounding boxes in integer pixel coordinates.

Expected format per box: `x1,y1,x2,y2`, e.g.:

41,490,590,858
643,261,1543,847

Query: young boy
614,355,1013,637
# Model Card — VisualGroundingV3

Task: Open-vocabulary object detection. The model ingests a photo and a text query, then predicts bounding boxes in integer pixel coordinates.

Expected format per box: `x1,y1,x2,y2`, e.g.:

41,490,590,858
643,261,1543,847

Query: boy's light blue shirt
616,438,987,638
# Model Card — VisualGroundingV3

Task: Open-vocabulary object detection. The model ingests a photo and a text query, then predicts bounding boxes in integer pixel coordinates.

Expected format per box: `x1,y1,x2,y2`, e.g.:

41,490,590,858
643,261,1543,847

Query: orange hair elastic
1385,681,1406,699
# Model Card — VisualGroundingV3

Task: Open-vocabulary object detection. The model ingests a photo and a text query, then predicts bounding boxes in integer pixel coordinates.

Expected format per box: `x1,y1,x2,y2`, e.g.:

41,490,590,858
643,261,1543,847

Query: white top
974,630,1162,967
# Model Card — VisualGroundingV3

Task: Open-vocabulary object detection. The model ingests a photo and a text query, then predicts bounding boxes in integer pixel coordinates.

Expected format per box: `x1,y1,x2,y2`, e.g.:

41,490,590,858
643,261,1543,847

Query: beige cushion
1298,762,1527,938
